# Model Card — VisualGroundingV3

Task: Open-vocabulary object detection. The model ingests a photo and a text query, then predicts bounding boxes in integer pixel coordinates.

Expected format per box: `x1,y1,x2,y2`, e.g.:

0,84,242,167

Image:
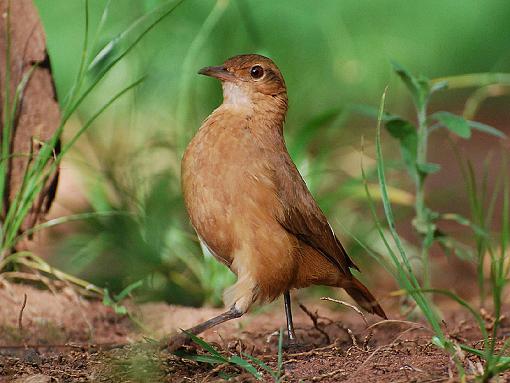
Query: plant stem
175,0,229,154
415,104,431,288
0,0,12,223
432,73,510,90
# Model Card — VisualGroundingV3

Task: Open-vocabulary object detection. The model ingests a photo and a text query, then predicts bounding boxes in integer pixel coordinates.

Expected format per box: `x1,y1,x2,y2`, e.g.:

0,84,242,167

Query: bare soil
0,283,508,382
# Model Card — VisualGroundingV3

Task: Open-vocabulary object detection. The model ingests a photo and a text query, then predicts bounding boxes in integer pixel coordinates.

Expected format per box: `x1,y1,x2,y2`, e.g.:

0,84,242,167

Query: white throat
222,82,252,108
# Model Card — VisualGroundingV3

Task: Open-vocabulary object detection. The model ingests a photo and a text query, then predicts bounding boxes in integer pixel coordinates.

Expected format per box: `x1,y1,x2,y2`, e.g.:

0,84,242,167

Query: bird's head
198,54,288,113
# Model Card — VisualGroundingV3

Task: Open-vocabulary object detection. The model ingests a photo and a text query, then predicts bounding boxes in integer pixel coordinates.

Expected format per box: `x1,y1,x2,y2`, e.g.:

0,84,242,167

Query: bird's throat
222,82,252,108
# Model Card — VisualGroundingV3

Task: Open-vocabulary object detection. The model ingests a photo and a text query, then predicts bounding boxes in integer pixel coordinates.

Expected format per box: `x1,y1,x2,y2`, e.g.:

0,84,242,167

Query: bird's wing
273,153,359,275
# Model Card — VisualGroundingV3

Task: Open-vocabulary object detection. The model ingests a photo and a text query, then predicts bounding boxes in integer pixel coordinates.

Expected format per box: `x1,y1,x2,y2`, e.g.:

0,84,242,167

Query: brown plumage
173,54,385,350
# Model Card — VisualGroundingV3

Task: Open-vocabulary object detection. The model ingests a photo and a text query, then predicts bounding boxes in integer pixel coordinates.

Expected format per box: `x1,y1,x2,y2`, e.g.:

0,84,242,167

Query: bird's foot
282,337,305,351
162,332,192,353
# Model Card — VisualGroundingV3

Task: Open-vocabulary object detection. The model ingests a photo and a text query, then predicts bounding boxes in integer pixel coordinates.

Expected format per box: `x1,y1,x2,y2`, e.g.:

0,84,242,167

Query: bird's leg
166,305,243,352
284,291,297,343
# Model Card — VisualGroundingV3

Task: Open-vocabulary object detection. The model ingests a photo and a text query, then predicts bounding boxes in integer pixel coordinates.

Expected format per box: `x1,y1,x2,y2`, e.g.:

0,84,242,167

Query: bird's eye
250,65,264,79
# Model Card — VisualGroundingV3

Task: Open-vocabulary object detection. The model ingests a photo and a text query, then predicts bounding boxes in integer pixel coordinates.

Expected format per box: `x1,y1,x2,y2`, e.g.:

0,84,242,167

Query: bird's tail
342,276,387,319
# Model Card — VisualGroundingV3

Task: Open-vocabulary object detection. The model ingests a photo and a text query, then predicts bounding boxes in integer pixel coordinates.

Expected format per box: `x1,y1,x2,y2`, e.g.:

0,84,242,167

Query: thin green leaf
374,89,443,335
432,111,471,139
175,0,229,150
114,279,143,302
88,0,185,75
229,355,261,380
439,213,487,237
459,344,485,358
468,120,507,138
113,305,127,315
14,211,130,243
2,252,103,294
102,289,115,307
437,236,475,261
430,80,448,94
361,140,410,291
61,0,90,111
391,61,430,110
385,117,418,179
174,351,225,364
417,162,441,175
184,331,227,361
0,65,37,215
418,288,489,342
241,352,276,378
431,336,446,349
277,327,284,380
431,72,510,90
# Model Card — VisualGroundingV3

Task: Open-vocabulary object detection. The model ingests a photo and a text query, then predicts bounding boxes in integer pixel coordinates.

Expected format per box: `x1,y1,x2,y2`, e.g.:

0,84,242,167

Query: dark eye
250,65,264,79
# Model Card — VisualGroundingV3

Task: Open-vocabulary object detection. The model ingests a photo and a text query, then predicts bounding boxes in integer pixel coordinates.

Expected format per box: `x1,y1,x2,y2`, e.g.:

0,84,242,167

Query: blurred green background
32,0,510,307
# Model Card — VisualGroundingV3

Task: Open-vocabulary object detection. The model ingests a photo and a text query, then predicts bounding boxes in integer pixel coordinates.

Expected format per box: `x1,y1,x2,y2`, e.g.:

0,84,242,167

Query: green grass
363,65,510,381
175,328,284,381
0,0,185,291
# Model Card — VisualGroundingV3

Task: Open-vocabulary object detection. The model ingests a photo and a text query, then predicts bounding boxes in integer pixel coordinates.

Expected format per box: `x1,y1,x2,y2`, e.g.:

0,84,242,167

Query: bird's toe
282,337,306,351
163,332,192,353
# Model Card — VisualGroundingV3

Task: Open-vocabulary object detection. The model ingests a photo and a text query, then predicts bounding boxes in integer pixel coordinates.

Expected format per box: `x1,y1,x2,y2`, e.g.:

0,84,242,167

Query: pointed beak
198,65,236,81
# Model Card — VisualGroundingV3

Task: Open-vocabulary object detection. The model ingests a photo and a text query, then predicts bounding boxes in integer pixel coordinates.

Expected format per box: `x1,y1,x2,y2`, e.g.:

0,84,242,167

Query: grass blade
229,355,261,380
174,351,225,364
88,0,185,77
242,352,277,379
184,331,227,361
3,76,146,249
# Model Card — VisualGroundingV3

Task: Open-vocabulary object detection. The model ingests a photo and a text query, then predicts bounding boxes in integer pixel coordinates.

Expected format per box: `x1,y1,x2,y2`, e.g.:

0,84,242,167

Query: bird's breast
181,111,280,265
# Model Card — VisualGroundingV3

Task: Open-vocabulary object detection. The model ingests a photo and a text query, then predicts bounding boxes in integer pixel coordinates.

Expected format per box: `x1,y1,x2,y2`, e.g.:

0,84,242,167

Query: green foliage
359,62,506,288
391,61,431,111
0,0,184,291
103,280,143,315
176,329,284,381
365,64,510,380
242,329,284,382
384,117,419,180
432,111,472,139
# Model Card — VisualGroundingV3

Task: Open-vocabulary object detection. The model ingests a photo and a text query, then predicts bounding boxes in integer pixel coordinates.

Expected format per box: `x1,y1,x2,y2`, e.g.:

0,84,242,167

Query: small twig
282,358,300,366
299,303,331,343
310,300,367,350
354,325,425,374
362,328,374,350
18,293,27,332
201,362,229,382
286,344,337,358
306,367,346,382
345,327,359,349
364,319,428,333
259,343,338,360
266,330,279,343
399,364,424,373
0,342,128,350
320,297,369,327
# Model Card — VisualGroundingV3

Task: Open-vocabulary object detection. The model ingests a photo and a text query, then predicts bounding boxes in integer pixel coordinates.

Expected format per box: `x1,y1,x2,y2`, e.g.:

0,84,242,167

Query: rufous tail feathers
342,276,387,319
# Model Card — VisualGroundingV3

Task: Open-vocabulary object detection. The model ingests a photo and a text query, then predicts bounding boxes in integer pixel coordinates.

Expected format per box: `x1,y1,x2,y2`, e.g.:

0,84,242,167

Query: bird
171,54,386,350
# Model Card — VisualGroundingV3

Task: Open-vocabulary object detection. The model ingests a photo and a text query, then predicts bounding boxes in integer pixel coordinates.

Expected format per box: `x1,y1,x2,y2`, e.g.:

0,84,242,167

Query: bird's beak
198,65,236,81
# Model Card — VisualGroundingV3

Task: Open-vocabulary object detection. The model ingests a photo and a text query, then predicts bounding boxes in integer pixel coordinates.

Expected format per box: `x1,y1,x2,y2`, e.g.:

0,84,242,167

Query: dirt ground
0,283,508,382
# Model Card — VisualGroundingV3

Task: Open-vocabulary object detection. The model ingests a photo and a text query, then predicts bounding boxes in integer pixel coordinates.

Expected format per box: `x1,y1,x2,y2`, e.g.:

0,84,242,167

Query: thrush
172,54,386,350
